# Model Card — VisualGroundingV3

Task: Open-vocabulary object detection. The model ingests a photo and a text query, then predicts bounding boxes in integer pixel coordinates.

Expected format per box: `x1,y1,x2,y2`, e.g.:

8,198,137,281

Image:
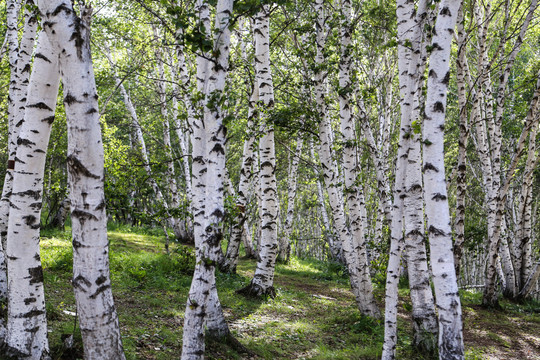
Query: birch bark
454,5,469,276
383,0,437,355
220,85,258,273
422,0,465,357
238,5,279,297
171,16,196,237
181,0,233,357
339,0,379,317
0,0,38,303
314,0,378,317
518,123,539,289
5,31,58,359
39,1,126,358
153,29,183,240
103,47,172,242
279,137,303,262
310,140,340,261
477,0,538,306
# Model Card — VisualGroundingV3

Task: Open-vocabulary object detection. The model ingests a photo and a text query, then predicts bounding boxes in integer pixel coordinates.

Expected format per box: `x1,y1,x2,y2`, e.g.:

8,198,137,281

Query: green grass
40,226,540,359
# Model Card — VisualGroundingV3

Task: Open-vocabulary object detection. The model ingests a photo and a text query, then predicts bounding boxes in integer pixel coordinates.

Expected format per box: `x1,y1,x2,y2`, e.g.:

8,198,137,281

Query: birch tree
154,28,184,241
422,0,465,356
278,136,303,262
313,0,379,317
31,1,127,358
181,0,234,356
237,5,280,297
5,31,57,359
220,85,258,273
0,0,38,304
383,0,438,354
338,0,379,317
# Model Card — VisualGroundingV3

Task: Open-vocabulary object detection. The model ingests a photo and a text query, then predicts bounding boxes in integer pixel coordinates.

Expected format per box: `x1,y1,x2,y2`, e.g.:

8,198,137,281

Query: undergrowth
39,225,540,359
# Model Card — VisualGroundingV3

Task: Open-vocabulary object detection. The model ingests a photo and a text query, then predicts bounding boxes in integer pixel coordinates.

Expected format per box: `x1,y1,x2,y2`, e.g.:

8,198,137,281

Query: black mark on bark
67,155,100,179
90,285,111,299
28,266,44,285
35,53,52,63
28,102,53,111
95,275,107,285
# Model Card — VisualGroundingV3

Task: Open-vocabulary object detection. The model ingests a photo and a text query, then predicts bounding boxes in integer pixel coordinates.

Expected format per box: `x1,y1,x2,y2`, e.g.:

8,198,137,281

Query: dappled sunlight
108,231,166,253
41,237,71,249
35,227,540,359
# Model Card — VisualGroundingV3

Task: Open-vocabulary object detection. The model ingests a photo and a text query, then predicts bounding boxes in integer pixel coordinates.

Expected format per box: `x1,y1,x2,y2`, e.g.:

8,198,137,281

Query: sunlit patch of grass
460,289,483,305
39,224,540,359
465,347,486,360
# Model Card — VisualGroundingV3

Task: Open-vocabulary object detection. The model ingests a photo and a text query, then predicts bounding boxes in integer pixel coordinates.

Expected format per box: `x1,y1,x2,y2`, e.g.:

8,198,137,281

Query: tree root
236,282,276,298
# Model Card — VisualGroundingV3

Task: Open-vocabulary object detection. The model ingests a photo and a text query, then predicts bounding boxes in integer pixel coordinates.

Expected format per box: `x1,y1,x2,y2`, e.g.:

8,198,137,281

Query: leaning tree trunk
479,0,537,307
422,0,465,357
237,5,279,297
5,30,58,360
40,2,126,358
103,46,173,247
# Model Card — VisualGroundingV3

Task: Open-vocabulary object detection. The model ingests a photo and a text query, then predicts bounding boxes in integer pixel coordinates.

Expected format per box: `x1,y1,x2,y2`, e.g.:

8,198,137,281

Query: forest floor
40,225,540,360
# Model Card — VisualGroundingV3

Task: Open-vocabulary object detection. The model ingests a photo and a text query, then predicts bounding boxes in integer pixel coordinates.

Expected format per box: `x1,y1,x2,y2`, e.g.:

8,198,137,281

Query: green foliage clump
111,245,195,288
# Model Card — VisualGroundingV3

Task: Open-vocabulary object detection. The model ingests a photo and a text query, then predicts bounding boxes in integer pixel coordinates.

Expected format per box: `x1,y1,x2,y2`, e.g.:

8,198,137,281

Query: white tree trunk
339,0,379,318
171,19,195,239
454,6,469,276
0,0,22,251
103,46,172,239
518,122,539,290
220,85,258,272
181,0,233,357
313,0,378,317
383,0,432,356
238,5,279,297
0,0,38,303
422,0,465,357
279,137,303,262
309,140,339,261
40,2,126,358
477,0,537,307
5,30,57,359
153,28,182,239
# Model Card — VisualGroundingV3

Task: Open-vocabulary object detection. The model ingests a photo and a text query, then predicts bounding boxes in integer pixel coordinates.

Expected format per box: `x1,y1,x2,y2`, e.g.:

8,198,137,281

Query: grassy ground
40,226,540,359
